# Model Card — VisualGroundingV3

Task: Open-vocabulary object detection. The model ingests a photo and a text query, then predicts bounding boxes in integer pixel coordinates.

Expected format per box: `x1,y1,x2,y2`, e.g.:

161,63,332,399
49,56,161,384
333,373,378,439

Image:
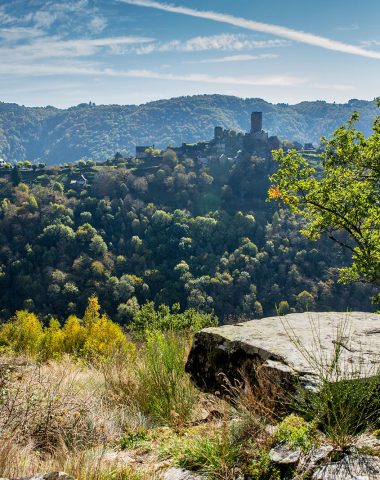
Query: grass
1,312,379,479
283,315,380,449
135,330,199,425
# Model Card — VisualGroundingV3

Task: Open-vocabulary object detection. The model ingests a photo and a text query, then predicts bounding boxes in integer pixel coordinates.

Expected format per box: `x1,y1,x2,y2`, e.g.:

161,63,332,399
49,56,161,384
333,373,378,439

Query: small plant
275,414,316,452
178,431,243,479
247,449,281,480
120,429,149,450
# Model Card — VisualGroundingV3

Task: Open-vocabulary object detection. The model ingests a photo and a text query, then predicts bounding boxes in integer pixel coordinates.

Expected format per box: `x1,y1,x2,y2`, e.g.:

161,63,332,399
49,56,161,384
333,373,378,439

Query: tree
269,101,380,302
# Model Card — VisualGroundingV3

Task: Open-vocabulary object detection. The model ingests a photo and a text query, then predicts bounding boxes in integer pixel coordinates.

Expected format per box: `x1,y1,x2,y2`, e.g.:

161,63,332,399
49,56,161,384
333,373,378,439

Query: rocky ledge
185,311,380,394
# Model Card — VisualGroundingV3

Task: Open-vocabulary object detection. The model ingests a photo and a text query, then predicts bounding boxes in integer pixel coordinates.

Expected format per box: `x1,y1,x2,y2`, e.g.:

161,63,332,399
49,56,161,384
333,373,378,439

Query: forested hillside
0,96,378,164
0,144,375,323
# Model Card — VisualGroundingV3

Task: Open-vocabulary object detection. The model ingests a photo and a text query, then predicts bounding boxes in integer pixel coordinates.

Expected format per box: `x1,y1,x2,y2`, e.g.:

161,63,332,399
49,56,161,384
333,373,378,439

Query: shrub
0,310,44,355
275,414,315,452
0,359,123,453
178,431,243,480
0,297,134,362
247,450,281,480
128,302,217,337
135,330,198,425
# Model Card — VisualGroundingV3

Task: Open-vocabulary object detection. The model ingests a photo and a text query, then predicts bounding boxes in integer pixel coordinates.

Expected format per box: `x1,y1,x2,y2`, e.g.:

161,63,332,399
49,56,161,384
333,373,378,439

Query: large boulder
185,312,380,394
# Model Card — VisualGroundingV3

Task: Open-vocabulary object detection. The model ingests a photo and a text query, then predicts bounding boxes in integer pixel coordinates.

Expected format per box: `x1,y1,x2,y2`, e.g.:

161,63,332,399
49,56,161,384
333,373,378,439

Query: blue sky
0,0,379,107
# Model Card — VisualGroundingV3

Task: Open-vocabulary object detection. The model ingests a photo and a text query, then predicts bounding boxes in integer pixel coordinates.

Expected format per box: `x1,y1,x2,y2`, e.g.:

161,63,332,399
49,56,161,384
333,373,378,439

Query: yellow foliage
83,295,101,328
83,311,134,360
268,185,282,199
62,315,86,354
0,297,134,362
40,318,65,360
0,310,44,355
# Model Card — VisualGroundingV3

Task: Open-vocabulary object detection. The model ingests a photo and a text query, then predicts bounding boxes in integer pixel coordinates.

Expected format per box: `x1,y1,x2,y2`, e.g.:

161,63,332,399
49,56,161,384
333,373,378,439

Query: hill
0,95,378,164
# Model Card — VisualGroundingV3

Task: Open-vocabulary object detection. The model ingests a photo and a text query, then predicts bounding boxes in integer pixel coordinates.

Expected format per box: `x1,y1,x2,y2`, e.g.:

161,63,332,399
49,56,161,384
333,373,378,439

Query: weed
135,330,199,425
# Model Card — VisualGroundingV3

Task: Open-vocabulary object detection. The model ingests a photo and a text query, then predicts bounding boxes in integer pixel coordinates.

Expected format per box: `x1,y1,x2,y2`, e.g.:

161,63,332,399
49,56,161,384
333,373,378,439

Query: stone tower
214,126,223,140
251,112,262,134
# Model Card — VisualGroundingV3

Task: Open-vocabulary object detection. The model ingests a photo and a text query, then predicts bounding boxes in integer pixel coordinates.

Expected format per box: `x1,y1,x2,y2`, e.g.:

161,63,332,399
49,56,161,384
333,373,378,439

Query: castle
136,112,281,163
213,112,280,157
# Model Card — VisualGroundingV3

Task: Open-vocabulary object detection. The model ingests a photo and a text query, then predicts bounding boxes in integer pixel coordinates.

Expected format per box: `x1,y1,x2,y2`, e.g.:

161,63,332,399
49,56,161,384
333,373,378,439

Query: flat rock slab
312,454,380,479
185,312,380,393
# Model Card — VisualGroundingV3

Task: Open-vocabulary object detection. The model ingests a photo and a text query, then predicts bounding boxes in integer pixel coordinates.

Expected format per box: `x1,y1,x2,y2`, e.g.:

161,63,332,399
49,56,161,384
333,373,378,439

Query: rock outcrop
185,312,380,394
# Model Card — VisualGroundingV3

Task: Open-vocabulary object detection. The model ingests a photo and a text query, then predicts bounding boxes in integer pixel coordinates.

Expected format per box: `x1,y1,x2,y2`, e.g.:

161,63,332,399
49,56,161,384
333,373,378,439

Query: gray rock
269,442,301,464
312,454,380,479
185,312,380,394
161,467,205,479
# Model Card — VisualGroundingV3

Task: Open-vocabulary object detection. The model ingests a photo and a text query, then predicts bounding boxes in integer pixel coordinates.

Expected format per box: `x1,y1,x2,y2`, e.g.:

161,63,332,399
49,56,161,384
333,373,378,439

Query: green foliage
0,96,378,164
0,105,377,322
275,414,316,452
129,302,217,336
135,330,198,425
247,450,281,480
270,107,380,299
119,429,149,451
178,431,243,478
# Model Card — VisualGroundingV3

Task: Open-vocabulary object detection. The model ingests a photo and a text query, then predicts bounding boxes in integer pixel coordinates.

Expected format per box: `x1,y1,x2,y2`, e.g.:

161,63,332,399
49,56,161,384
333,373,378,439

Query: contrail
120,0,380,59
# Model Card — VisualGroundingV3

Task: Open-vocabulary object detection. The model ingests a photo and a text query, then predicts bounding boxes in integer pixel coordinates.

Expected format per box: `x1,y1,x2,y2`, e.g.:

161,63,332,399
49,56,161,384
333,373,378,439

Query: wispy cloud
89,16,108,33
0,62,307,87
135,34,287,54
335,24,359,32
0,36,154,61
312,83,355,92
120,0,380,59
361,40,380,47
185,53,278,64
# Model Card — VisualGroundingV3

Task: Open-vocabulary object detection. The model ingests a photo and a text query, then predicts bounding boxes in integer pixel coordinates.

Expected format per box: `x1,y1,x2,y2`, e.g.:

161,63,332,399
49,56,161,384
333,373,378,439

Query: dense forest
0,96,378,164
0,143,375,324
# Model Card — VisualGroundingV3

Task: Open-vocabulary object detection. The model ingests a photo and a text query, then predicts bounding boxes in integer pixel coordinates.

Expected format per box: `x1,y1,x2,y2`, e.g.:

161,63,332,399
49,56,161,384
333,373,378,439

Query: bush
178,430,243,480
275,414,316,452
128,302,217,337
0,297,134,362
135,330,198,425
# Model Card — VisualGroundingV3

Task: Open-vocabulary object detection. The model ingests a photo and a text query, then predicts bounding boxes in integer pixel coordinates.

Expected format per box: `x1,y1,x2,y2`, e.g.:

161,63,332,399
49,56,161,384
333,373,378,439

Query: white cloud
361,40,380,47
90,16,107,33
186,53,278,64
0,36,154,61
136,34,287,54
312,83,355,92
0,27,45,41
335,24,359,32
120,0,380,59
0,62,308,87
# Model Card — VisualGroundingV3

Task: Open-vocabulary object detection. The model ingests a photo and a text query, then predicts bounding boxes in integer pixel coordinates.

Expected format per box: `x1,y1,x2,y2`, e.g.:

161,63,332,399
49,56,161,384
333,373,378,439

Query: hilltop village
136,112,282,166
0,111,319,192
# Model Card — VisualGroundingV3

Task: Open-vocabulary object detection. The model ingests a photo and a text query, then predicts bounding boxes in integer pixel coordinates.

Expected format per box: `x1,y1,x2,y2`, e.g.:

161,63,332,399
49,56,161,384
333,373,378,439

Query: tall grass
135,330,199,425
283,315,380,448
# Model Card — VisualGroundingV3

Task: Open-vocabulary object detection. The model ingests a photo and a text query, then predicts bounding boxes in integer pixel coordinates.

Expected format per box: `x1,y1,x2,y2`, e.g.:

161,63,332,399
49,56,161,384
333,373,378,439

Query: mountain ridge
0,95,378,164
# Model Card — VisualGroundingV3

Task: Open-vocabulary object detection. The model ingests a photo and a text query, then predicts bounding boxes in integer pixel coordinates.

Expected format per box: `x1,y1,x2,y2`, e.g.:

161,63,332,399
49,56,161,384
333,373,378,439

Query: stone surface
161,467,205,480
185,312,380,394
269,442,301,464
312,454,380,479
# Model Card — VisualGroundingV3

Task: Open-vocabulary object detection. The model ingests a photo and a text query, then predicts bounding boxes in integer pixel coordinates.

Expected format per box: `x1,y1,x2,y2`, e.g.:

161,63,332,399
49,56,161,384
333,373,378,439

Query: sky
0,0,379,107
